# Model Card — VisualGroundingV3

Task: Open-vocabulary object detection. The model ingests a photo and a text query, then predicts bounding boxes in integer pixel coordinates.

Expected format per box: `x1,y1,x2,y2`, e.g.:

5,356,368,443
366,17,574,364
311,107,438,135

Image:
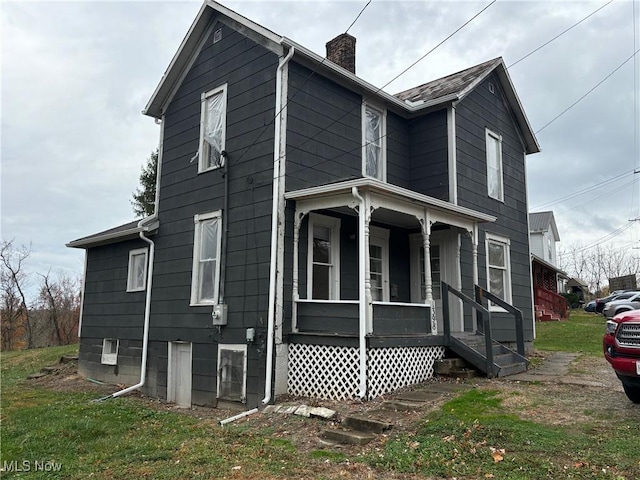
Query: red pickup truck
603,309,640,403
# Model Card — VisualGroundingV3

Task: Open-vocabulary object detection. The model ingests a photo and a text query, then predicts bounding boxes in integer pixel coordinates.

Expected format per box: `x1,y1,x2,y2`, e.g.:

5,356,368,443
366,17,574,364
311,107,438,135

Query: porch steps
535,305,561,322
449,332,528,378
319,383,468,446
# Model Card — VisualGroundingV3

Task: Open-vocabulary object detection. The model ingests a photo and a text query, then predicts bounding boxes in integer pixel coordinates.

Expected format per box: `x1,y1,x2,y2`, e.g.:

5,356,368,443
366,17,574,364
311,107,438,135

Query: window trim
126,248,148,292
198,83,228,174
485,128,504,201
362,102,387,181
307,213,341,300
485,232,512,312
190,210,223,306
101,338,119,365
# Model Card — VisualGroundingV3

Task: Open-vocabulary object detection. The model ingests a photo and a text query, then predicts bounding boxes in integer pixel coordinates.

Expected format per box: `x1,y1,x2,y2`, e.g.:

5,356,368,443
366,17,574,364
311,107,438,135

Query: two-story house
68,1,539,409
528,211,568,319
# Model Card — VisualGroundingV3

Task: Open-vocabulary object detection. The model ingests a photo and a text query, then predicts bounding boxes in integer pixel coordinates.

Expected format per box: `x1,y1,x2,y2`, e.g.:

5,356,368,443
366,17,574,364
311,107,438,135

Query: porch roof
531,254,568,279
285,178,496,226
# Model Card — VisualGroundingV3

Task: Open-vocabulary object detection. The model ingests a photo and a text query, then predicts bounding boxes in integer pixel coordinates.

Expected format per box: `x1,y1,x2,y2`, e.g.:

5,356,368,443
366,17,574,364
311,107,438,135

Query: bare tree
0,240,32,349
36,271,80,346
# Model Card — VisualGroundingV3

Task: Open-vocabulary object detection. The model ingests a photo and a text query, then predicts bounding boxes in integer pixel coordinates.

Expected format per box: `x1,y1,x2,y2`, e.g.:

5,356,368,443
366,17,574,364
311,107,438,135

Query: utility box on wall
212,304,227,325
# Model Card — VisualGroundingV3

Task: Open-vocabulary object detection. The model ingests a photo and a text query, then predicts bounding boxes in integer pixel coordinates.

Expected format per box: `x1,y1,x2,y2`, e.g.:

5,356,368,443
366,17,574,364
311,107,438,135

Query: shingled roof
67,218,158,249
395,58,501,104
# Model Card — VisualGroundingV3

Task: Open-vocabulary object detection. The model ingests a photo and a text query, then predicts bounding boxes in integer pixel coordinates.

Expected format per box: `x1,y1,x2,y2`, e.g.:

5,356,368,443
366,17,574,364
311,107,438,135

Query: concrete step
343,415,392,434
381,399,425,411
449,368,479,379
395,390,444,403
320,428,376,445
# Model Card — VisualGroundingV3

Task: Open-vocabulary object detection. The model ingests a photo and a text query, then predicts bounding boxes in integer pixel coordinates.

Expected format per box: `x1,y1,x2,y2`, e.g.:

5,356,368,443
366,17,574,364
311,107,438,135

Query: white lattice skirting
287,344,445,401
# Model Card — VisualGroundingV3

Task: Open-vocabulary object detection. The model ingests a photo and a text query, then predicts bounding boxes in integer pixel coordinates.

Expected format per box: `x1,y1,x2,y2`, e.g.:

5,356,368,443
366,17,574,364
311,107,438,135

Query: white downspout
351,187,367,400
98,116,164,401
262,45,295,405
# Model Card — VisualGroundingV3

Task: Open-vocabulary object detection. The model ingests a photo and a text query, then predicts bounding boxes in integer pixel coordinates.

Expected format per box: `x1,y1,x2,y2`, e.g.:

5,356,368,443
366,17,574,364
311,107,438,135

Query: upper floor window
191,211,223,305
127,248,148,292
199,84,227,173
362,103,386,181
307,214,341,300
485,232,512,310
486,129,503,201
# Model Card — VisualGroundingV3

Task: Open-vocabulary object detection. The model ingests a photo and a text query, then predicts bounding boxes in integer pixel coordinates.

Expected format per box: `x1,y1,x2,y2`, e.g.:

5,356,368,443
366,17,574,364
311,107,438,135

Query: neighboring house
68,1,540,408
528,211,567,319
566,277,589,303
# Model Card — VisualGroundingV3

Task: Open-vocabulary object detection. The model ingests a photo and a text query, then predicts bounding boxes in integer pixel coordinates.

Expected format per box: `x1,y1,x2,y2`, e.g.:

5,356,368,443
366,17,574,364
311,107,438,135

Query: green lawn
2,318,639,479
534,310,605,356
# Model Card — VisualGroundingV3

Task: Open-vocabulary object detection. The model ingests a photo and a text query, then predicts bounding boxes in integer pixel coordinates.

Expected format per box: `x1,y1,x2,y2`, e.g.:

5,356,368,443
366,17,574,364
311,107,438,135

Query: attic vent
213,28,222,44
217,345,247,403
488,82,495,94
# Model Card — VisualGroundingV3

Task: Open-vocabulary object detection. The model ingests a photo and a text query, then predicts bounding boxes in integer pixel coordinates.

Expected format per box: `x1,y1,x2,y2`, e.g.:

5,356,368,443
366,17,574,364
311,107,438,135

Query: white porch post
291,211,305,333
420,213,436,334
472,225,479,287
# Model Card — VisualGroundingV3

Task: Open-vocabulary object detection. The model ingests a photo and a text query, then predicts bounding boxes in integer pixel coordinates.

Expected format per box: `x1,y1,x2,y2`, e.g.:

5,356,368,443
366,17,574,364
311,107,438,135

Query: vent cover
213,28,222,44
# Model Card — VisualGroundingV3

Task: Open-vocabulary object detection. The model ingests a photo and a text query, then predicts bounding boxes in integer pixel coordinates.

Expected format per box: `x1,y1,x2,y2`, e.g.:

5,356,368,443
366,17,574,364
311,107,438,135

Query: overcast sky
2,0,639,298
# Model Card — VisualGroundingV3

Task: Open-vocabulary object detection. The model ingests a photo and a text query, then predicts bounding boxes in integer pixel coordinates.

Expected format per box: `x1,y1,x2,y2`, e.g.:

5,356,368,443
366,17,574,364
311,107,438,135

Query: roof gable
529,211,560,241
143,1,539,154
395,57,539,154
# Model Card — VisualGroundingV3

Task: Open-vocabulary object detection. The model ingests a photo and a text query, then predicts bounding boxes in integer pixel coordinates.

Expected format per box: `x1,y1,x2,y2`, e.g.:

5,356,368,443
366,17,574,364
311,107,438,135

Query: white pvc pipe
219,407,259,426
262,45,295,406
351,187,367,400
103,117,164,400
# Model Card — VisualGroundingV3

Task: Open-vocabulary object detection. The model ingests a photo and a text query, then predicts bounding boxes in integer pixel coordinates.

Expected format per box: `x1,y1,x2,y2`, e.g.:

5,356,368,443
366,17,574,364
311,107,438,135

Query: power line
284,0,496,172
232,0,373,165
536,47,640,134
531,168,636,210
508,0,614,69
555,178,637,215
345,0,372,34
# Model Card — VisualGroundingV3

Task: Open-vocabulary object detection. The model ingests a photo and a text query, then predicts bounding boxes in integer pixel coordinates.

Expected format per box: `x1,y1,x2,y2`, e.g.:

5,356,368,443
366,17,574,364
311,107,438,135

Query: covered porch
282,179,495,400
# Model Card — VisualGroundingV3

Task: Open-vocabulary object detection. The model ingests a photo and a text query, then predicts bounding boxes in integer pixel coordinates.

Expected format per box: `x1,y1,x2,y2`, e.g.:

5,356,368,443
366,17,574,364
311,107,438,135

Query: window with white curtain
362,103,386,181
127,248,148,292
485,232,512,310
486,129,503,201
191,211,222,305
198,84,227,172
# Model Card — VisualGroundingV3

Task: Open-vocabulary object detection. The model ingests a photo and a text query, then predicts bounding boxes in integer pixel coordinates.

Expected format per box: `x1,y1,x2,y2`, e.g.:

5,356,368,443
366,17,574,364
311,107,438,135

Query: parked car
602,292,640,320
584,300,596,312
595,291,639,314
603,309,640,403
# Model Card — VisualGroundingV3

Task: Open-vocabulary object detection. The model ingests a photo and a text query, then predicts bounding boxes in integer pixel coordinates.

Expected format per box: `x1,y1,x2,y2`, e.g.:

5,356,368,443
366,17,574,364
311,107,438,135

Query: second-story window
362,103,386,181
486,129,503,201
199,84,227,173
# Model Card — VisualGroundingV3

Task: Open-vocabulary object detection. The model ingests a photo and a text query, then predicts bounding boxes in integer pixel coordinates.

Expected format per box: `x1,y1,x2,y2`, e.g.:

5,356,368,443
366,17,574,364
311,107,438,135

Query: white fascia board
66,219,159,249
285,178,496,224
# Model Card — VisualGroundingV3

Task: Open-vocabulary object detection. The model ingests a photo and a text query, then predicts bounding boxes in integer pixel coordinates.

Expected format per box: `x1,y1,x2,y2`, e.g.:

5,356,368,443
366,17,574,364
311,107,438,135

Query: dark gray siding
286,62,362,190
408,109,449,200
152,22,279,407
81,240,148,340
456,73,533,342
386,111,411,188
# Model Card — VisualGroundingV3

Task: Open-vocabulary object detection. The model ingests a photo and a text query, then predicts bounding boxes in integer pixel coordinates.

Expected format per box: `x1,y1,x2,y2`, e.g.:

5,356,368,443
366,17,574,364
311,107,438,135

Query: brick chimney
326,33,356,74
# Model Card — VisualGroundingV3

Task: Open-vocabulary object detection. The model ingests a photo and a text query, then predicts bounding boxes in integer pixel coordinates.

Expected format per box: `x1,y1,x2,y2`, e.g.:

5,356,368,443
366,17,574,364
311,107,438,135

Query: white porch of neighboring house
281,179,495,400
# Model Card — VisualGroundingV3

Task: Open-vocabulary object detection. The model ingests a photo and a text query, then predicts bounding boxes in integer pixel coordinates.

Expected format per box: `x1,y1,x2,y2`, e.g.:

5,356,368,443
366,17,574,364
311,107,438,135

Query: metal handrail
475,285,525,357
441,282,496,377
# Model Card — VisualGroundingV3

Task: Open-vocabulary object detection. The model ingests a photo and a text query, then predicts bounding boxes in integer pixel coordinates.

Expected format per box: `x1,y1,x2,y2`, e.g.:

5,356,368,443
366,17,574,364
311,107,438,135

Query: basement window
101,338,119,365
217,345,247,403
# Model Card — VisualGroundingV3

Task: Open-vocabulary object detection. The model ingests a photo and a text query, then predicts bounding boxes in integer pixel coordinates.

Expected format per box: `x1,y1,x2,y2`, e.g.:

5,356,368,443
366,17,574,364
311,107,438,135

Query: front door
168,342,192,407
410,231,460,333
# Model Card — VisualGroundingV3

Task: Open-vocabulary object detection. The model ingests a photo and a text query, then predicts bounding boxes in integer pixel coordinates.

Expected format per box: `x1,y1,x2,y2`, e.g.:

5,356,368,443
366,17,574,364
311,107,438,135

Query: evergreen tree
131,149,158,218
